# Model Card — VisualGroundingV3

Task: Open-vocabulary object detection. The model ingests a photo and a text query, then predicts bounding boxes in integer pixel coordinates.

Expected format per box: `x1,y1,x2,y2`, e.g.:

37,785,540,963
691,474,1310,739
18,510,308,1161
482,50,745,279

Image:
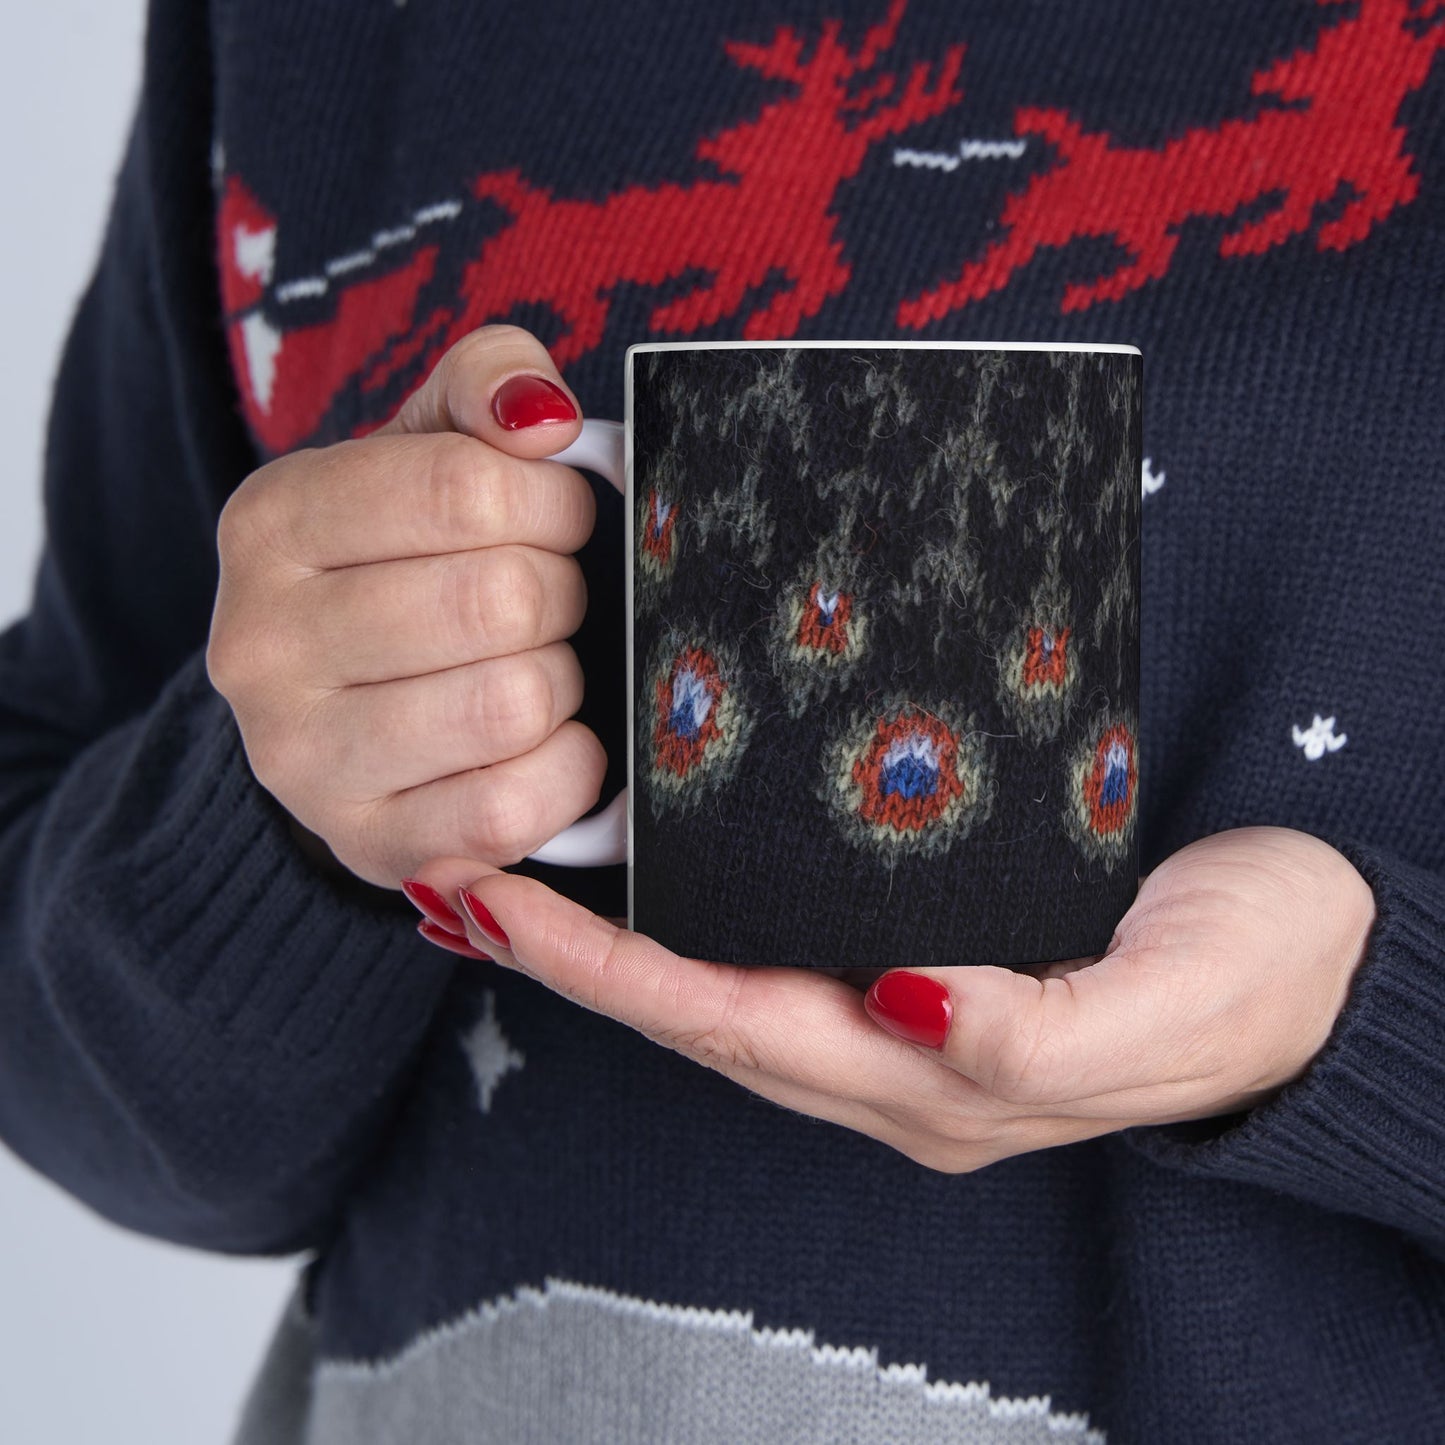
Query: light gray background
0,4,295,1440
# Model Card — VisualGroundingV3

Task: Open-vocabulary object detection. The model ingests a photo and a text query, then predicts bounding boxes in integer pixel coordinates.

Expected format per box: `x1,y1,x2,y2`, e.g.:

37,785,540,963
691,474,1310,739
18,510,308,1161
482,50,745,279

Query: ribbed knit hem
12,652,460,1248
49,651,452,1064
1123,842,1445,1254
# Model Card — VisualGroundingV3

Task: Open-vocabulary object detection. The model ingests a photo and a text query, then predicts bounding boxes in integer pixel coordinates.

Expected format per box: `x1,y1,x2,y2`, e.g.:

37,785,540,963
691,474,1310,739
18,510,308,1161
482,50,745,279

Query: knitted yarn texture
631,346,1141,968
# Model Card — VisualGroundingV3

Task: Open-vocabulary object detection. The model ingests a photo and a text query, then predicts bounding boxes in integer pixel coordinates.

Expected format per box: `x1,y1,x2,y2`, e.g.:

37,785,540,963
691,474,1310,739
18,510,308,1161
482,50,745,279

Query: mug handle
526,418,629,867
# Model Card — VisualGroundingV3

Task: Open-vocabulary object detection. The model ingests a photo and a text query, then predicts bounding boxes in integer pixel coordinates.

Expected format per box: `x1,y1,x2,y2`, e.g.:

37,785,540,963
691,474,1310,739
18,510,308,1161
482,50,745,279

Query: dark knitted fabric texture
631,346,1141,967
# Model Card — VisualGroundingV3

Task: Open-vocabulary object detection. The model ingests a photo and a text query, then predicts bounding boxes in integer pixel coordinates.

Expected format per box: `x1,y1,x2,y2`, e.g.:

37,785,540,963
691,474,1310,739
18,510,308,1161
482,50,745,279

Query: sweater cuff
49,651,452,1063
1123,843,1445,1252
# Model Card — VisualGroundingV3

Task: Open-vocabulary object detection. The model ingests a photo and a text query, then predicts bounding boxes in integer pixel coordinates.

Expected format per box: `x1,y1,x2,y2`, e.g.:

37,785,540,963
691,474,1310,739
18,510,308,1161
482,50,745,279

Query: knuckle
424,434,504,537
657,971,759,1074
204,621,242,695
569,924,631,1017
983,1011,1064,1106
481,657,555,753
214,490,249,565
216,454,308,569
554,556,587,631
421,436,531,543
551,645,587,721
467,776,542,864
545,472,598,555
572,724,609,804
477,549,544,651
986,1040,1042,1106
678,1026,762,1075
481,322,538,346
215,484,265,574
432,332,477,398
463,322,537,356
547,722,607,813
206,612,289,699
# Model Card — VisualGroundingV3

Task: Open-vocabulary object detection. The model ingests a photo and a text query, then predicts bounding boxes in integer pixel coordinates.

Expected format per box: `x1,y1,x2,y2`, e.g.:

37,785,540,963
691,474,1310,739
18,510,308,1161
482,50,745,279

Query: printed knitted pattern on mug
1065,714,1140,870
631,345,1139,966
644,635,754,817
821,701,995,859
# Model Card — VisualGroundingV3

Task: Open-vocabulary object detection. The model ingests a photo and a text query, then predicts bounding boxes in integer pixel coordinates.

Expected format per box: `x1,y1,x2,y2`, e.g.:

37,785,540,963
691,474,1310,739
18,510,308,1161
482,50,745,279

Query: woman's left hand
406,826,1377,1171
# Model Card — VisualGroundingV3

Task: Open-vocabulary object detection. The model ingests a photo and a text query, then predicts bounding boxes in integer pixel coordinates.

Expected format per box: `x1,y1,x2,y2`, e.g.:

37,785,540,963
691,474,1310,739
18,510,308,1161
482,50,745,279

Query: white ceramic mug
532,340,1141,970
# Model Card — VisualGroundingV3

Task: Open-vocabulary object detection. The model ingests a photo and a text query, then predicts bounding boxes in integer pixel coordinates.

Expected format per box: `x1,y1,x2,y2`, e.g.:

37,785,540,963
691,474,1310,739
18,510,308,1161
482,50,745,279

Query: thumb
377,323,583,458
864,955,1159,1108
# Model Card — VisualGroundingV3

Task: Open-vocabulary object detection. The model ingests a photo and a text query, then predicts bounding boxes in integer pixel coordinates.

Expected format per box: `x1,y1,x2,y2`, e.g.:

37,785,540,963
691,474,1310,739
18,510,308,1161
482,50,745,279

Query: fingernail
401,879,466,936
864,971,952,1050
458,888,511,950
417,919,494,962
491,374,577,430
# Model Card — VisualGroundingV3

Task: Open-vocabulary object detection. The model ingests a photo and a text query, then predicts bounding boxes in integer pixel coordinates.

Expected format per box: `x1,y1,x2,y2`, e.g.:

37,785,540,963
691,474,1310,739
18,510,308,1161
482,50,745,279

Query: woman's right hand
206,325,604,889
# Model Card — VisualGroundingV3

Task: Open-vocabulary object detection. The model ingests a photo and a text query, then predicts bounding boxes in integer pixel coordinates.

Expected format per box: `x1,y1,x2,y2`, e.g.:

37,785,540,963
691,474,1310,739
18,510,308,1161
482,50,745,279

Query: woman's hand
207,325,605,889
407,827,1377,1170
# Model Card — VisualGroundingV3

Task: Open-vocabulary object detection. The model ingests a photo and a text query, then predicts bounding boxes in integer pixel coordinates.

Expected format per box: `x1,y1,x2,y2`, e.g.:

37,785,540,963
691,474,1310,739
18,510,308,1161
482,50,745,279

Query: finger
296,546,587,683
303,642,584,796
374,720,607,873
400,872,473,936
416,919,495,961
377,324,584,459
450,870,952,1107
237,436,596,571
864,952,1187,1109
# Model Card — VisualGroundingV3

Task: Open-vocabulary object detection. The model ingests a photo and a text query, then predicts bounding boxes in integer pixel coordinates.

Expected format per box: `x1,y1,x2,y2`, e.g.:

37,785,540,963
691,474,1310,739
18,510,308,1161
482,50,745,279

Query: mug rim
628,338,1141,357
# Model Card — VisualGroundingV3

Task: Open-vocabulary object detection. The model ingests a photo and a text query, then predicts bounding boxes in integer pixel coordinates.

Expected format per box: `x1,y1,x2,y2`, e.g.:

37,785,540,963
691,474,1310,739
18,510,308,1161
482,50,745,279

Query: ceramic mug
531,341,1141,970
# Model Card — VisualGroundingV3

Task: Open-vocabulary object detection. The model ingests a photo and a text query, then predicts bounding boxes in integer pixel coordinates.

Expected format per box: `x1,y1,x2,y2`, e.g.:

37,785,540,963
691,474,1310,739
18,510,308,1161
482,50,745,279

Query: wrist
1278,835,1378,1091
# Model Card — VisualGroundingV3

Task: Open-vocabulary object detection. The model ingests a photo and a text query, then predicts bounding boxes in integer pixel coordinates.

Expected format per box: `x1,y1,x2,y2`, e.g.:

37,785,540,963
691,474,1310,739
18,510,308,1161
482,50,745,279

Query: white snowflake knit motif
1292,714,1347,760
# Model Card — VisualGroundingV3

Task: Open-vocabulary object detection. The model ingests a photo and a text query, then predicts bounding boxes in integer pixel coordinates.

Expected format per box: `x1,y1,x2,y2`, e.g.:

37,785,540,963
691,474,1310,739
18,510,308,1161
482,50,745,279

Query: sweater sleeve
1123,842,1445,1260
0,0,453,1254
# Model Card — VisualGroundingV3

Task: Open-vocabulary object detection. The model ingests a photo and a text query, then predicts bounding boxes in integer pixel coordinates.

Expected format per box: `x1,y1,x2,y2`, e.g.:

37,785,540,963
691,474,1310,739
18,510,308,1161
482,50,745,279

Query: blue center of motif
652,495,673,537
881,755,938,799
879,735,941,800
669,668,713,739
816,588,839,625
1040,632,1054,656
1101,740,1130,806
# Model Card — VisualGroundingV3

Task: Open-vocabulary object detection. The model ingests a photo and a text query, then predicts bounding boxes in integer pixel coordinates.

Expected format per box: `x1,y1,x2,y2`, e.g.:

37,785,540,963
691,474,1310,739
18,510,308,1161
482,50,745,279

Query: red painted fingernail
417,919,494,961
458,888,511,950
401,879,466,936
864,971,953,1050
491,374,577,430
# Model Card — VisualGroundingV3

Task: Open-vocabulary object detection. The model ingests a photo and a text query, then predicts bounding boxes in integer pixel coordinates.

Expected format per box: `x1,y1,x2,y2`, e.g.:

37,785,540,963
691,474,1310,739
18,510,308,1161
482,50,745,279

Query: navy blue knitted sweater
2,1,1444,1440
